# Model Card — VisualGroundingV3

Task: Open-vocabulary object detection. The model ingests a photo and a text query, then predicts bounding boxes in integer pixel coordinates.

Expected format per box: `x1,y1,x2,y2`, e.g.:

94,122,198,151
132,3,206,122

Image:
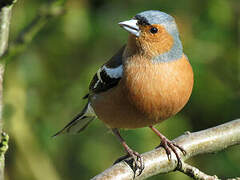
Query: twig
180,162,240,180
91,119,240,180
179,162,219,180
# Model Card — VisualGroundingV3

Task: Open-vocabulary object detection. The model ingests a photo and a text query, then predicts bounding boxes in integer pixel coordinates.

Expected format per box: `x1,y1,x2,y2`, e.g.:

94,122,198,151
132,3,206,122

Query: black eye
150,27,158,34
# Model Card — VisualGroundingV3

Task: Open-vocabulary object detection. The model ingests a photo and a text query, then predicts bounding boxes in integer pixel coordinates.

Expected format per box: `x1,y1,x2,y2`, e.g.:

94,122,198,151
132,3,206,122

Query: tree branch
0,1,16,179
91,119,240,180
179,162,219,180
0,0,66,179
179,162,240,180
0,0,15,58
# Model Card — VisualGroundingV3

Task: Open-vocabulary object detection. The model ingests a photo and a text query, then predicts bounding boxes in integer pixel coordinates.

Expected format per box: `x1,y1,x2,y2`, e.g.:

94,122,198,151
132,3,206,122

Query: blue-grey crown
135,10,183,62
135,10,174,25
135,10,178,36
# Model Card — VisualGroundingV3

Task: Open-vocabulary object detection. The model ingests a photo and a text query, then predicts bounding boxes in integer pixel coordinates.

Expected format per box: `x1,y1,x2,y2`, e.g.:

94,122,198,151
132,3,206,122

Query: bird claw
113,150,144,177
130,150,144,177
156,137,186,169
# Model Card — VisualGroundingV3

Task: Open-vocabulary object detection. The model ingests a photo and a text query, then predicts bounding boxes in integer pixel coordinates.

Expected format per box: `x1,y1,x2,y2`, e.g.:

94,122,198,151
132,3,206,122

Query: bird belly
91,55,193,129
90,85,150,129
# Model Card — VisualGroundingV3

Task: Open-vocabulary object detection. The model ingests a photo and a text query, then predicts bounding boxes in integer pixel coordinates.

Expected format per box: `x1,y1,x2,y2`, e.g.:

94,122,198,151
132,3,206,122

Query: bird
54,10,194,175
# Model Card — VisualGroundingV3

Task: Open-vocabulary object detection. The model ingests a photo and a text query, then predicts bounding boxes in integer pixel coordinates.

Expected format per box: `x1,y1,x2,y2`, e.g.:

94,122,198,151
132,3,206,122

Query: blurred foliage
2,0,240,179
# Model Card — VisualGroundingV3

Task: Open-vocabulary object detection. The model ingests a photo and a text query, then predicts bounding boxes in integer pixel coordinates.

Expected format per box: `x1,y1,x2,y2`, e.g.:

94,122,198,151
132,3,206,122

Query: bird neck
152,33,183,62
123,34,183,63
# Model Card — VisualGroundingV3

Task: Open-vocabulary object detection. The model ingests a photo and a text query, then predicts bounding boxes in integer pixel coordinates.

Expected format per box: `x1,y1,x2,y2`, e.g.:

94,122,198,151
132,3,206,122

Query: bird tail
52,102,95,137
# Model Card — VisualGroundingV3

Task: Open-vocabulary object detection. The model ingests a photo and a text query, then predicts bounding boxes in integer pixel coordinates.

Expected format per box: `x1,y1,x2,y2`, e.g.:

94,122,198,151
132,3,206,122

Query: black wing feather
89,46,125,94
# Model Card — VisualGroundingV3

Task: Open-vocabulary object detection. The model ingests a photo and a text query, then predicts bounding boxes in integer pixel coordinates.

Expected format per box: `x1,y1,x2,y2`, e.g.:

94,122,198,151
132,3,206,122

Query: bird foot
156,137,186,169
114,150,144,177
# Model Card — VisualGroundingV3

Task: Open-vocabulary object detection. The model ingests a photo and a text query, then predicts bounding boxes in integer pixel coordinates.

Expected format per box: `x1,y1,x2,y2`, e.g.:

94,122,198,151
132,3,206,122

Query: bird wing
88,45,125,94
54,46,126,136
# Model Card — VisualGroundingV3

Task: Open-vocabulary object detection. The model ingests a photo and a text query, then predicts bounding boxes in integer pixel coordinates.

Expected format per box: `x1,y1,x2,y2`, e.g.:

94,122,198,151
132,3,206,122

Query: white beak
118,19,140,37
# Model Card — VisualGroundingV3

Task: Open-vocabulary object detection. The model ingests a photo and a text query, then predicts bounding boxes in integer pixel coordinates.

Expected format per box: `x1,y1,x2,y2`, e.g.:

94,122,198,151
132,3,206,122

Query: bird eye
150,27,158,34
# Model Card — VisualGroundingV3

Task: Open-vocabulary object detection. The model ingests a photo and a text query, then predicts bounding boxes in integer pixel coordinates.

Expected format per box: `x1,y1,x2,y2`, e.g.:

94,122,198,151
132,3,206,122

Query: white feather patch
97,68,103,83
93,79,100,89
85,103,96,116
103,65,123,79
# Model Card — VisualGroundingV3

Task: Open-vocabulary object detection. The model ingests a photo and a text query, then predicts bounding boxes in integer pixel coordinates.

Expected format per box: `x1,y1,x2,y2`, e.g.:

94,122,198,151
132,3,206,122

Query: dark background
4,0,240,179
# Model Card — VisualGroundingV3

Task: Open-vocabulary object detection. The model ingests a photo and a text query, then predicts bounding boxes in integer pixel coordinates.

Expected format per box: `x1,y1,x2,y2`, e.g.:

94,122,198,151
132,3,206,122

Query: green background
4,0,240,179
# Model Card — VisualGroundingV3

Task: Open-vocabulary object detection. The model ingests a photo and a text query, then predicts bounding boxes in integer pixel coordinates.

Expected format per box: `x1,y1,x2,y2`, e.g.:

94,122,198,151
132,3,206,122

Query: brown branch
91,119,240,180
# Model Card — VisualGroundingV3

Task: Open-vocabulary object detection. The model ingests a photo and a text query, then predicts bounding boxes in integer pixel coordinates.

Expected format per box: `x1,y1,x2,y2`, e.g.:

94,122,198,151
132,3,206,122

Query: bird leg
149,125,186,168
112,128,144,176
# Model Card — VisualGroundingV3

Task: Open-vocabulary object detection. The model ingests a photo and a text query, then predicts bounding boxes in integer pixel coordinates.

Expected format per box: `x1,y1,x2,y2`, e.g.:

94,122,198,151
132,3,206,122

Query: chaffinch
54,10,194,175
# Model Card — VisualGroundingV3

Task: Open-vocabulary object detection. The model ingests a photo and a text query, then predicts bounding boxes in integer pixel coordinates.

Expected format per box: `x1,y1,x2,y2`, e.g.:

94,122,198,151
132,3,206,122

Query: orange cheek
138,25,174,56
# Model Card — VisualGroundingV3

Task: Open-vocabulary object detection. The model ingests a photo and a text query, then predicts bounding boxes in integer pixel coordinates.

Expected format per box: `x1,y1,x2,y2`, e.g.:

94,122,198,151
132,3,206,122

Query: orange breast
91,54,193,129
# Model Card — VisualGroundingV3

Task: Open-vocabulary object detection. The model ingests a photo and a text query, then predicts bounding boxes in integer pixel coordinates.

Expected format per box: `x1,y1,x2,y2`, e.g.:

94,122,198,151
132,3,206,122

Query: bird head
119,10,183,62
